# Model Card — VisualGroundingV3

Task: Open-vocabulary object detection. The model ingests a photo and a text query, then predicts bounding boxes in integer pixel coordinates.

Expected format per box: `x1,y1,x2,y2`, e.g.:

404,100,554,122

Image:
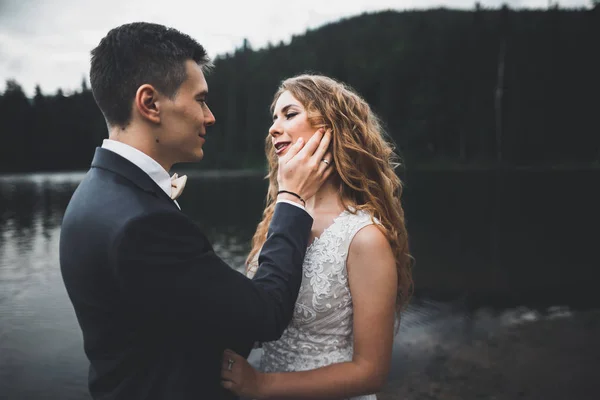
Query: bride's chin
277,148,289,157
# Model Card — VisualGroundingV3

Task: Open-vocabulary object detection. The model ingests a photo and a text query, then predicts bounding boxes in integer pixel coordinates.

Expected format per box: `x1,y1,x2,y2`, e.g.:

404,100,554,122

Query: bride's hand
221,349,266,398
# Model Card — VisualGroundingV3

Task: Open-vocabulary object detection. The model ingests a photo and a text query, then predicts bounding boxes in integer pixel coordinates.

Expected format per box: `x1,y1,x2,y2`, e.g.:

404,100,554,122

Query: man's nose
205,106,216,126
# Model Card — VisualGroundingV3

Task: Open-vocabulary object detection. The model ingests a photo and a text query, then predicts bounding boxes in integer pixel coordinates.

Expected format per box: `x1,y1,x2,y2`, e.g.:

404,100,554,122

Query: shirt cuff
276,198,306,211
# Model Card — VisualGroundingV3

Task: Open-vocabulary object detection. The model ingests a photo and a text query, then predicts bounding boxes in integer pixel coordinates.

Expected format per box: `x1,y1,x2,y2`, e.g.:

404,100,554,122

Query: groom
59,22,332,400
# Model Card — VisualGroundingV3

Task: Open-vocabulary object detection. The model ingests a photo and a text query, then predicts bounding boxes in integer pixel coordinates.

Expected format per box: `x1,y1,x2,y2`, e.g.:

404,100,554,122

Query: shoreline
378,309,600,400
2,163,599,179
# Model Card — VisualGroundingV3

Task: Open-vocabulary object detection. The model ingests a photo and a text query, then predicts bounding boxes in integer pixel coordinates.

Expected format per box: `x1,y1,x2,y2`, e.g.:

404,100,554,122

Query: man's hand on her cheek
277,129,333,204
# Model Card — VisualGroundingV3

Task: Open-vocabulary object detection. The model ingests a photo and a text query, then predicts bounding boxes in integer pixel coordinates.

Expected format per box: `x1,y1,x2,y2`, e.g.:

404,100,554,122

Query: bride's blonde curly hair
247,74,413,316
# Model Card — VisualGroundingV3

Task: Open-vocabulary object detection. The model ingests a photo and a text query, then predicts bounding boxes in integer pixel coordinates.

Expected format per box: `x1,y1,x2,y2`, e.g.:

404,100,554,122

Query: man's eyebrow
272,104,297,120
195,90,208,97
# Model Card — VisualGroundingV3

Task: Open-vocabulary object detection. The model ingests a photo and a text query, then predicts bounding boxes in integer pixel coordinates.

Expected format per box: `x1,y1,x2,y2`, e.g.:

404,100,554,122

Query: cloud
0,0,591,96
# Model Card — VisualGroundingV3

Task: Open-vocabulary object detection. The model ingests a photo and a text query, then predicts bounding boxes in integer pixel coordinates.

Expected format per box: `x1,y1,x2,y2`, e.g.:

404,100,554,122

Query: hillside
0,7,598,172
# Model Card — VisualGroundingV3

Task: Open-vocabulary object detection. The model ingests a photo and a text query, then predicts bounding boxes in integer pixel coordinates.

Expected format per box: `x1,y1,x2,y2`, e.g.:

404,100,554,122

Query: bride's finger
222,349,238,369
221,356,231,371
221,380,234,390
221,367,237,385
221,362,234,379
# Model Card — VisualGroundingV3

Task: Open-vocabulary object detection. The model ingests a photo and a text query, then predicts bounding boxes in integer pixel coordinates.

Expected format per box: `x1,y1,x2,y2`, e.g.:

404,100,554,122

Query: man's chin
185,149,204,162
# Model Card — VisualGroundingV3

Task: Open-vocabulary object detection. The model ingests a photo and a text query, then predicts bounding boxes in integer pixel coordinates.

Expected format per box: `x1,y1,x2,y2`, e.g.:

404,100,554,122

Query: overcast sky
0,0,589,96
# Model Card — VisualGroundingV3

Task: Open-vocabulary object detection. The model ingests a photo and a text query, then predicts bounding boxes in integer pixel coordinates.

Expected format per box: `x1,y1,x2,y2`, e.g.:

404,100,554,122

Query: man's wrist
276,192,305,207
276,198,307,212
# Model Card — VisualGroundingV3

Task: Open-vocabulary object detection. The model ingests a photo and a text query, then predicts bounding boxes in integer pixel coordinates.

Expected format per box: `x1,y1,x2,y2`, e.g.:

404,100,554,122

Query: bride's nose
269,120,282,137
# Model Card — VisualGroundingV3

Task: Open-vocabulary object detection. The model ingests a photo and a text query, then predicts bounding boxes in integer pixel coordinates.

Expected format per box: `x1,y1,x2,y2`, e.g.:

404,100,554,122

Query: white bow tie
170,173,188,200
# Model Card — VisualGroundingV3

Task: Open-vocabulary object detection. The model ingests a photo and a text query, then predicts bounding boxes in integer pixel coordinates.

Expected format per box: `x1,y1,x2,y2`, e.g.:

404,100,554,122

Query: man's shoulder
63,169,185,237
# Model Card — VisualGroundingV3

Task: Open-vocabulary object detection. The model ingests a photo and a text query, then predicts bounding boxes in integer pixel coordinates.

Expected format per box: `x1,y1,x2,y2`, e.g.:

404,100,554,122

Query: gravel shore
378,309,600,400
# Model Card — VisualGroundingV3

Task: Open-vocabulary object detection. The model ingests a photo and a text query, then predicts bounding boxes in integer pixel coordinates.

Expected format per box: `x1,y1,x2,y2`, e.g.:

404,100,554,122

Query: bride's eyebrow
272,104,298,120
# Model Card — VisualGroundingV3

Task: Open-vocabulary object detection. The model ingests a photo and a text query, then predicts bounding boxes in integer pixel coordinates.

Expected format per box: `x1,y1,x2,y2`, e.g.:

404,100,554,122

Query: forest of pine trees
0,7,598,173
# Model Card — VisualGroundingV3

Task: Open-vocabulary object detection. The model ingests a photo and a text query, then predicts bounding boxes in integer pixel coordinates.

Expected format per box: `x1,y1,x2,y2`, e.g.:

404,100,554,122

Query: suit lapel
90,147,180,210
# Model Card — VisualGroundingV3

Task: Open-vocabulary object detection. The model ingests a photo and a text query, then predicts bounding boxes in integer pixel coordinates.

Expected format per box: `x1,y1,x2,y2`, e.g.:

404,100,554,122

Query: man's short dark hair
90,22,210,128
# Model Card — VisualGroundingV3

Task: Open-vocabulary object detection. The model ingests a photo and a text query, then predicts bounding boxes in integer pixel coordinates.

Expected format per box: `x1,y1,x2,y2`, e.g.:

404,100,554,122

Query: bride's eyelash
286,112,298,119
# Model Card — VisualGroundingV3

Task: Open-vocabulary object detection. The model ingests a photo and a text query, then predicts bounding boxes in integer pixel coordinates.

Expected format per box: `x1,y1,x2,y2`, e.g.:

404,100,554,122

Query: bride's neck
305,176,344,215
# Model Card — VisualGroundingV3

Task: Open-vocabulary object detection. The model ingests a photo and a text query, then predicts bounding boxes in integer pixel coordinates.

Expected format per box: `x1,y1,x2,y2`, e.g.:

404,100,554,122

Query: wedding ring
321,159,330,166
227,358,235,371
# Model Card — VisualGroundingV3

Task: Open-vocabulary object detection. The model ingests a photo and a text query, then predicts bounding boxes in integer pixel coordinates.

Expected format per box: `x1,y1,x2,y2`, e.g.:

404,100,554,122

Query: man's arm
111,202,312,342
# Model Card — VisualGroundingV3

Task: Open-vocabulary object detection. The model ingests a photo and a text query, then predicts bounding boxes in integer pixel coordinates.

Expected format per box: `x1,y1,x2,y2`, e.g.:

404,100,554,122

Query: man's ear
135,84,161,124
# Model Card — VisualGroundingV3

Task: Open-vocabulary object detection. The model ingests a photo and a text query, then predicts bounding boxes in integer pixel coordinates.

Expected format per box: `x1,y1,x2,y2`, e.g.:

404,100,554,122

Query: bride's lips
274,141,291,155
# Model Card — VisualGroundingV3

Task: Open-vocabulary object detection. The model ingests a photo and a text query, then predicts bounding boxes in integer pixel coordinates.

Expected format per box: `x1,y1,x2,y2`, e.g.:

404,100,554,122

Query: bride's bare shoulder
347,224,395,274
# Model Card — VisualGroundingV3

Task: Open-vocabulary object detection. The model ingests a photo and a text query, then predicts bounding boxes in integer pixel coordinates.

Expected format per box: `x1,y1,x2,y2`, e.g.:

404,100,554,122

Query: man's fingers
317,151,333,175
279,137,304,164
296,128,325,158
311,129,332,162
319,160,335,183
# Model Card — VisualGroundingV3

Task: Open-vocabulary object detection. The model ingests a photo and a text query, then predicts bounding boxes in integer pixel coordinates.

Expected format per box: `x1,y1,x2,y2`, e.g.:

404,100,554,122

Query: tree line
1,6,598,173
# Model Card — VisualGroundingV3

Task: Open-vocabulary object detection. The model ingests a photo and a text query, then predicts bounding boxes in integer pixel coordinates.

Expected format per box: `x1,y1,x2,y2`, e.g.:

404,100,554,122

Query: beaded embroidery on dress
247,209,378,400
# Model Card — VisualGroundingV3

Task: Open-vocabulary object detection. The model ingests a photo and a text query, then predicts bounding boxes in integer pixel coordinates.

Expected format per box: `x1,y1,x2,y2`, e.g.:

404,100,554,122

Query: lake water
1,169,598,399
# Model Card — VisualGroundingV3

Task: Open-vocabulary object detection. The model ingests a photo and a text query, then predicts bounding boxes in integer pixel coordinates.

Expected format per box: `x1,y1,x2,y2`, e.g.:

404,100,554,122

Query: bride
221,74,413,399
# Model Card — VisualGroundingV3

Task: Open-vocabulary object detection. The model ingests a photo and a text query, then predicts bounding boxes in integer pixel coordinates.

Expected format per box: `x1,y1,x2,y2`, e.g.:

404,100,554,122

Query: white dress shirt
101,139,181,209
101,139,305,212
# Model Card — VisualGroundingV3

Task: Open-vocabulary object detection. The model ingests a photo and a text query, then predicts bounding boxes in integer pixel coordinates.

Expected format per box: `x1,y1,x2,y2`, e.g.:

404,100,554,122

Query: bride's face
269,90,315,157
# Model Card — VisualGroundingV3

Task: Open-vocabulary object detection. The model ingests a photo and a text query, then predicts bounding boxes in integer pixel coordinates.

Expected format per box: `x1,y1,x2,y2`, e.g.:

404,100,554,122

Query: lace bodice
247,209,377,400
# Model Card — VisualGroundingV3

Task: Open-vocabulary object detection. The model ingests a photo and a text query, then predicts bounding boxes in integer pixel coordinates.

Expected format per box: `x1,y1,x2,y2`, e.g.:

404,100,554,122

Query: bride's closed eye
285,112,298,119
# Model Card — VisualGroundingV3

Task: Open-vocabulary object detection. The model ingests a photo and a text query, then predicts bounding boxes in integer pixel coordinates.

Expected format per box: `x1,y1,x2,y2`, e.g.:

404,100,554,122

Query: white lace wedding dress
247,209,378,400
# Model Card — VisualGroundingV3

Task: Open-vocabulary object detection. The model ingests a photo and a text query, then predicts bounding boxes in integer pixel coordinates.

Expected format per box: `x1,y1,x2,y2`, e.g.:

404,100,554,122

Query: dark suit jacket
59,148,312,399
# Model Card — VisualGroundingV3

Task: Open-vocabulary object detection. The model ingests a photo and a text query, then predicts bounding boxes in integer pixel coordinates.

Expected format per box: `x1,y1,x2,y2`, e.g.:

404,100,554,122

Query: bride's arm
222,224,398,399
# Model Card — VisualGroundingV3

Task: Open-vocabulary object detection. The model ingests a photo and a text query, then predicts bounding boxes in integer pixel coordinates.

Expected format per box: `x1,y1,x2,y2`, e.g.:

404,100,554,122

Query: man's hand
277,128,333,203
